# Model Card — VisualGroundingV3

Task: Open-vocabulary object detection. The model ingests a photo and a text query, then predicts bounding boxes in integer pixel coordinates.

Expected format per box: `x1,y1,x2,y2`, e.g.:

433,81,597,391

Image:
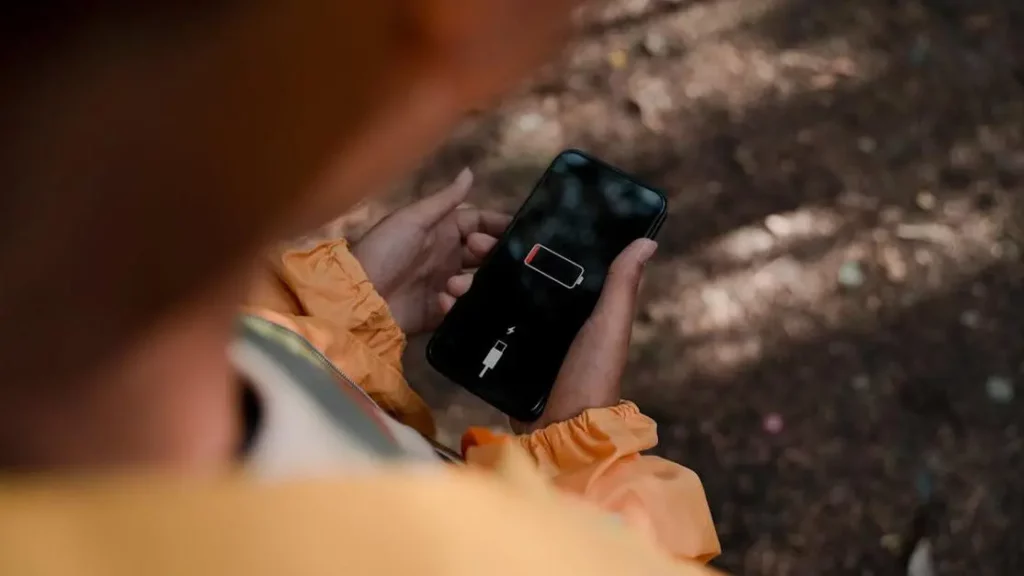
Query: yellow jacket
0,239,721,575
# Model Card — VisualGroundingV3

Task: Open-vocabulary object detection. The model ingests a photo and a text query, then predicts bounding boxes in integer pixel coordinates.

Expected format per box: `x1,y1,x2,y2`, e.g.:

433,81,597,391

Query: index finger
412,168,474,227
457,207,512,238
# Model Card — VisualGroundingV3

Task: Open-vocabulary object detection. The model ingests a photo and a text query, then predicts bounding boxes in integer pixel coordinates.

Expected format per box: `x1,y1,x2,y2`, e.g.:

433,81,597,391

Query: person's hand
504,239,658,434
352,169,510,336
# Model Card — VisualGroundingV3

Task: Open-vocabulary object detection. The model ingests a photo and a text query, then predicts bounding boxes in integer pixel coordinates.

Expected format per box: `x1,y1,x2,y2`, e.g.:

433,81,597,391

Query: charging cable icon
479,340,507,378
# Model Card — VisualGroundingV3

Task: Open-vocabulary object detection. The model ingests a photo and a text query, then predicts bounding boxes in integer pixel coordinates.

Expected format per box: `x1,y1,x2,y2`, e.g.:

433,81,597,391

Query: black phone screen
426,150,667,421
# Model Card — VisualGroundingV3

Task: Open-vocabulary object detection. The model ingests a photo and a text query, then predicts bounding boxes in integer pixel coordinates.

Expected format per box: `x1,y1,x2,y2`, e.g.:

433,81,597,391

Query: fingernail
454,167,473,189
637,239,658,264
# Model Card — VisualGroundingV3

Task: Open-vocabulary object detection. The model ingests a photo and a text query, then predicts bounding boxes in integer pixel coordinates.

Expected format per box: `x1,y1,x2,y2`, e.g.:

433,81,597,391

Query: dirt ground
362,0,1024,573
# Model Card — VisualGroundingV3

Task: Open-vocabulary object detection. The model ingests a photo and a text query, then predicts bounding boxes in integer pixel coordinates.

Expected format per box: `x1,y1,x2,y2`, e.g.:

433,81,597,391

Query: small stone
641,31,669,57
857,137,878,154
880,533,902,555
986,376,1015,404
721,228,775,260
516,112,544,133
950,142,981,168
629,76,673,132
501,110,564,159
851,374,871,390
763,413,784,434
838,261,866,288
881,206,903,224
832,56,857,76
811,74,837,90
753,58,776,82
764,214,791,236
915,190,937,210
880,245,907,282
959,309,981,329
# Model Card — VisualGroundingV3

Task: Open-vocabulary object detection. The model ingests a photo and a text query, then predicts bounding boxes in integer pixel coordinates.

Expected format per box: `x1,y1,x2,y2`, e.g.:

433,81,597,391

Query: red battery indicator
524,243,584,289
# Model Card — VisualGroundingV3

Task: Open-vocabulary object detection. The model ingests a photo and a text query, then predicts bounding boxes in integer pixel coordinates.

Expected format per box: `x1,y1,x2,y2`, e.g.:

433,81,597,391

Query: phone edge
426,149,668,422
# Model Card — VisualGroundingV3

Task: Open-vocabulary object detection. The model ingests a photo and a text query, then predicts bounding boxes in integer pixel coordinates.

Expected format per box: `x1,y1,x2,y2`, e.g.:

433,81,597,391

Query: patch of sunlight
679,36,885,109
559,0,888,148
707,207,843,263
647,252,828,340
665,0,787,44
641,204,1006,379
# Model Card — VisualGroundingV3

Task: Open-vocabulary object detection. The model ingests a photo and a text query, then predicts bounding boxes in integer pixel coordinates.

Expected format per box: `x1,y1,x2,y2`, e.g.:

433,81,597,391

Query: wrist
511,396,622,434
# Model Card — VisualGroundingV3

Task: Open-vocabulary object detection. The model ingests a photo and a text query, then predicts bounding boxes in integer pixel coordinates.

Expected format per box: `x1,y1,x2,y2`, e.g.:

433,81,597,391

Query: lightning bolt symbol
506,326,515,335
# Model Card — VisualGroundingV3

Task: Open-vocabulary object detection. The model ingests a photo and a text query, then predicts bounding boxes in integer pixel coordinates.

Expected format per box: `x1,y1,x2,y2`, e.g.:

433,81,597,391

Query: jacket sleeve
245,239,436,438
462,402,720,563
247,239,719,563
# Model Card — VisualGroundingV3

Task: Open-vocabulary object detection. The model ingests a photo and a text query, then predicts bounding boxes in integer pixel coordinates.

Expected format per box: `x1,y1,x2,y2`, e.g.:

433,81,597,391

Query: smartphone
426,150,668,421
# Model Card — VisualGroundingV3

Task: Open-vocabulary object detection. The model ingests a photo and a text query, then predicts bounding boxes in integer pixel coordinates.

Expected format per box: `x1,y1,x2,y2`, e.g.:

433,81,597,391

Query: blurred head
0,1,576,468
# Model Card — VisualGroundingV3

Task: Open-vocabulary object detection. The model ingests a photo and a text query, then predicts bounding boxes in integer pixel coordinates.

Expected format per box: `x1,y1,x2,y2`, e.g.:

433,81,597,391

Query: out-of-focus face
0,0,578,397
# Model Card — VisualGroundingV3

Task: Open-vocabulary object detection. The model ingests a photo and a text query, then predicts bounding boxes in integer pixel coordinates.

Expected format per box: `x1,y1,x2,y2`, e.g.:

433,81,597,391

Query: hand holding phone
510,237,657,431
428,150,667,422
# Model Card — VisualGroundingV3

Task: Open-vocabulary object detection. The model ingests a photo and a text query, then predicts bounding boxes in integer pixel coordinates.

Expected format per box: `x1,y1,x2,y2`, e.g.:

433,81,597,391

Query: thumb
530,238,657,429
589,238,658,339
411,168,474,227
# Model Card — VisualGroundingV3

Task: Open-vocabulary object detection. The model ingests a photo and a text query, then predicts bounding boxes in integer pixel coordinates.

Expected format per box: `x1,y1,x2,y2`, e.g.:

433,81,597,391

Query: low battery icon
524,243,584,289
